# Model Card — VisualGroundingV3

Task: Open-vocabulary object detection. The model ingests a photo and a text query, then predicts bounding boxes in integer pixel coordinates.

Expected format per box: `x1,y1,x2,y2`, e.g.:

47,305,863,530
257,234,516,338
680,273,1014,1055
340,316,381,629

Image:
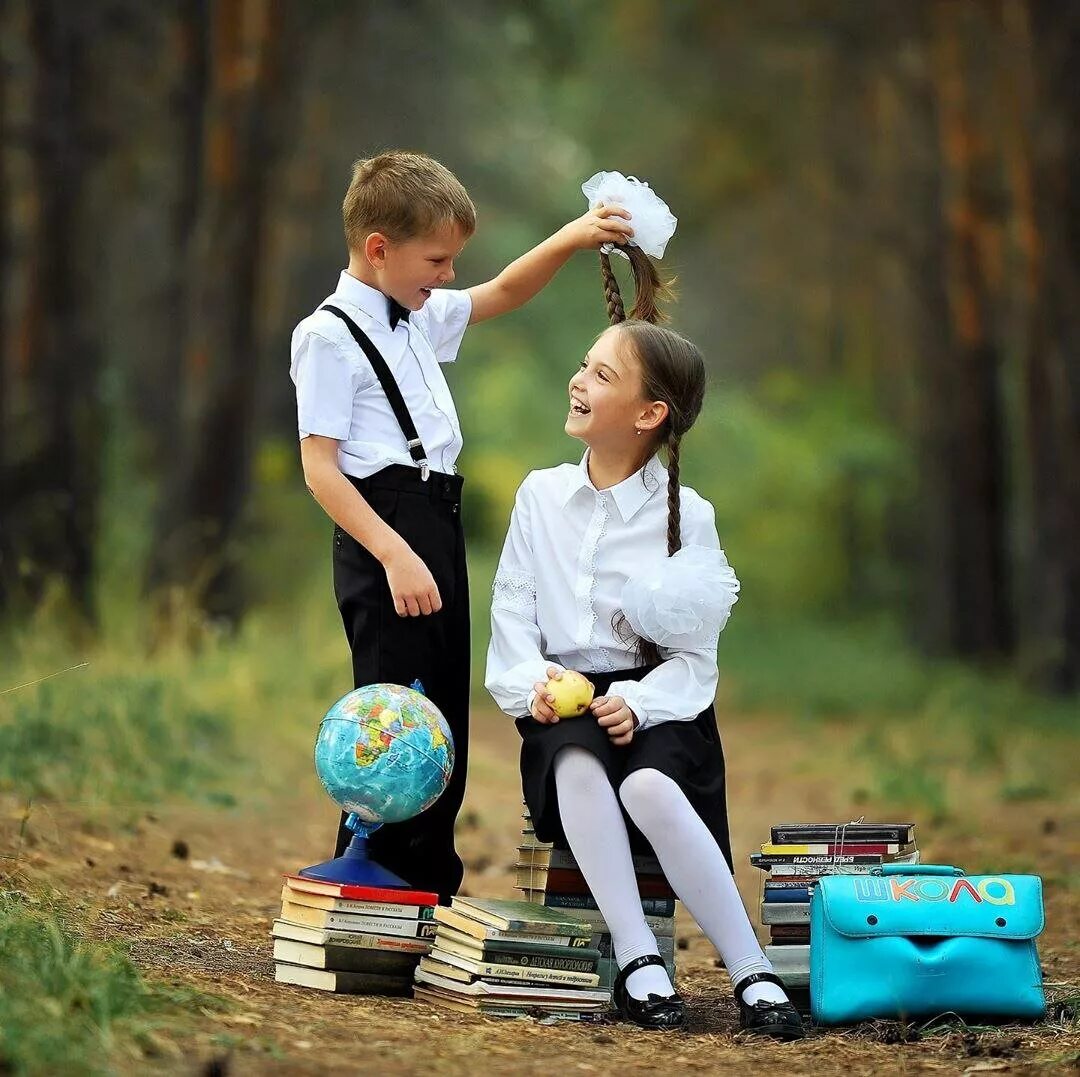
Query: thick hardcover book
413,986,607,1020
448,897,593,938
759,842,915,857
414,967,609,1005
762,886,812,903
764,944,810,989
769,823,915,845
283,874,437,907
751,853,890,868
281,883,435,920
764,852,919,879
516,846,663,876
516,865,674,900
421,952,600,988
769,924,811,940
280,900,437,938
274,962,413,995
538,892,676,918
433,907,590,947
759,902,811,925
272,938,422,975
271,919,430,953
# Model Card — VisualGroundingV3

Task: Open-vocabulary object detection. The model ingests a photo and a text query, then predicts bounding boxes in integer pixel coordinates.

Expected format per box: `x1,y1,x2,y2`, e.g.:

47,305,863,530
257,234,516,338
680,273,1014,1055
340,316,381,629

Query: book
282,874,438,906
448,897,593,938
764,944,809,989
769,924,811,940
769,823,915,845
759,842,915,857
764,853,919,879
431,924,599,966
281,883,435,920
414,966,609,1005
275,962,413,995
280,899,438,938
421,952,600,988
516,903,675,936
762,886,812,903
517,846,663,875
760,902,811,925
433,906,589,948
272,938,422,975
750,853,912,868
413,985,606,1020
271,919,430,953
592,932,675,961
537,892,676,918
515,865,674,900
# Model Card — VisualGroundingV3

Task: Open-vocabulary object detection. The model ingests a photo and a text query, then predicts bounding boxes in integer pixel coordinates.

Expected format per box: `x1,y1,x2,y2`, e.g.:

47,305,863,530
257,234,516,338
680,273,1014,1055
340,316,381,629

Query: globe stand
299,814,409,889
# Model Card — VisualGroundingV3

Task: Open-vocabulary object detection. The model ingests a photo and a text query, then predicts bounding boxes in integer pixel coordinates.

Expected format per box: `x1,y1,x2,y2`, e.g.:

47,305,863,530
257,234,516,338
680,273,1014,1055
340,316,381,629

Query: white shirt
290,272,472,478
484,451,723,731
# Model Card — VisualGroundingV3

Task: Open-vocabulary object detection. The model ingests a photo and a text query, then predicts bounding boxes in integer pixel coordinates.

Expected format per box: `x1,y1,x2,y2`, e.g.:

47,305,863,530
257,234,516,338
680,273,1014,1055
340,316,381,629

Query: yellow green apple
545,670,595,718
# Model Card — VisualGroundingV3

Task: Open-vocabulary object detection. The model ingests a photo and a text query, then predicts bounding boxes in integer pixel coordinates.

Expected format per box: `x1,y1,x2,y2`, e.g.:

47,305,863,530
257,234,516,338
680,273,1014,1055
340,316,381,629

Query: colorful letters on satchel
810,864,1046,1024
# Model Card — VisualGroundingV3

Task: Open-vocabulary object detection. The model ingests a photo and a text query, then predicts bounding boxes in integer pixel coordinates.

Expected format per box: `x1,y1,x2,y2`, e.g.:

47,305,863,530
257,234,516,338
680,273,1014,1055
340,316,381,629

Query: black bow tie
388,297,410,330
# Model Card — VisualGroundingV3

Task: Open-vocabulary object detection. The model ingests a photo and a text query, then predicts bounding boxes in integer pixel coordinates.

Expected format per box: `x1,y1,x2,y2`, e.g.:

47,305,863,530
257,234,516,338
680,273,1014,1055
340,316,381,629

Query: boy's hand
529,666,564,724
591,695,639,746
561,205,634,252
382,544,442,617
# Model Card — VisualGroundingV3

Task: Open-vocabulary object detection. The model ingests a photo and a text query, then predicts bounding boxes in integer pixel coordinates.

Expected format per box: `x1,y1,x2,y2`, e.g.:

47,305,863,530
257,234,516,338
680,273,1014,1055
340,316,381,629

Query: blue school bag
810,864,1046,1024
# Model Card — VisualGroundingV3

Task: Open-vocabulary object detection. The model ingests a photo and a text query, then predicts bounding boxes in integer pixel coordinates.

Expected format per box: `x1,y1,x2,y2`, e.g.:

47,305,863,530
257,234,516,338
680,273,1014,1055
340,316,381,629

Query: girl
484,245,806,1038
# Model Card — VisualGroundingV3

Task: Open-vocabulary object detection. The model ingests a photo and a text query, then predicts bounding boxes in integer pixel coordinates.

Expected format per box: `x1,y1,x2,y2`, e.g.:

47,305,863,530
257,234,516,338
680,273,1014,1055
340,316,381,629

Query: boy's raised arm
466,206,634,325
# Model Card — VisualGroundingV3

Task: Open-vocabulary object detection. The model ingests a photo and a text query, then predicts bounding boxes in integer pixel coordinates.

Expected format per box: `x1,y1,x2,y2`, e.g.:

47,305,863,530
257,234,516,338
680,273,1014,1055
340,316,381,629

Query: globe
313,682,454,829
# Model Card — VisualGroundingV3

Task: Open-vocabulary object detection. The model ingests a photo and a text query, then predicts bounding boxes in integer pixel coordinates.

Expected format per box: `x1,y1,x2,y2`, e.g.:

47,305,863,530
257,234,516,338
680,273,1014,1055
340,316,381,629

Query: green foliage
0,892,223,1076
0,674,234,807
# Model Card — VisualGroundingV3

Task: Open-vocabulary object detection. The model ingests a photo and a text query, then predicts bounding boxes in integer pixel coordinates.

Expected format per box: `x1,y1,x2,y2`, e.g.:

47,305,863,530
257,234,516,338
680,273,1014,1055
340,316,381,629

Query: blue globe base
298,815,410,889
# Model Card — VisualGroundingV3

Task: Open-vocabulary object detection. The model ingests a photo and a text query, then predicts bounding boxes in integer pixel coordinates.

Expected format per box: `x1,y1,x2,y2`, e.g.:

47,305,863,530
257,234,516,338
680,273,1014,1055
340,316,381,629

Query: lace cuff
491,569,537,615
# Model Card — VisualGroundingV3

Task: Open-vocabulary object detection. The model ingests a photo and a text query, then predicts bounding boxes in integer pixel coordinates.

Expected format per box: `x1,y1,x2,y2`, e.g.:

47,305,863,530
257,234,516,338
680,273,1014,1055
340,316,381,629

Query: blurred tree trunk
0,3,105,620
921,1,1012,657
1005,0,1080,691
145,0,281,631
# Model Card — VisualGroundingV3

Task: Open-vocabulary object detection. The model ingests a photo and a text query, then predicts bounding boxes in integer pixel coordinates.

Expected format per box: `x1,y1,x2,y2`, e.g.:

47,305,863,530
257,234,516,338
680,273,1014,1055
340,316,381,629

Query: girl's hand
529,666,564,724
560,205,634,252
591,695,639,746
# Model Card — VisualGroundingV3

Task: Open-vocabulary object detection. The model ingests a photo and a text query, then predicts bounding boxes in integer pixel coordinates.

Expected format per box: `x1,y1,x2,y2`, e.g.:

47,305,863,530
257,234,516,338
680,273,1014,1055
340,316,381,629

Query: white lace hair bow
581,171,678,261
620,545,740,648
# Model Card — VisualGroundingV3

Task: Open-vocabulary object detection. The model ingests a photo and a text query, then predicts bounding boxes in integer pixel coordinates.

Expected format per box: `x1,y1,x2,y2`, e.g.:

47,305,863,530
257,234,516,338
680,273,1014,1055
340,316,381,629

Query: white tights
552,745,786,1004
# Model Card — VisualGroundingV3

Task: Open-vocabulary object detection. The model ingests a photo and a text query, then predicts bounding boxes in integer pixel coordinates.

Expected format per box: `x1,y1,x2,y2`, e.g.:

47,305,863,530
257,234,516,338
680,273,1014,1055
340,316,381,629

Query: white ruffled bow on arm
606,496,737,732
484,477,563,718
582,171,678,261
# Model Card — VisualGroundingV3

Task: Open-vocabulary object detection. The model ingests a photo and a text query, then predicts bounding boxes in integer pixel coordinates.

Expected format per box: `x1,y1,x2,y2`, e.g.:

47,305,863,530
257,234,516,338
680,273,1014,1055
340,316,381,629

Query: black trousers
331,465,470,903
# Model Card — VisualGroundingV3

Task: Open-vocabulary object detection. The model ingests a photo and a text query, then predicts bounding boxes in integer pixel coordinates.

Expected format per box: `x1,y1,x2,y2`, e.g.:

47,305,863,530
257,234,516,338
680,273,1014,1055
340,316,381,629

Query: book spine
759,843,905,856
322,913,438,937
770,826,913,844
476,966,600,987
480,950,598,974
766,862,896,878
540,893,676,917
752,854,887,866
285,892,435,920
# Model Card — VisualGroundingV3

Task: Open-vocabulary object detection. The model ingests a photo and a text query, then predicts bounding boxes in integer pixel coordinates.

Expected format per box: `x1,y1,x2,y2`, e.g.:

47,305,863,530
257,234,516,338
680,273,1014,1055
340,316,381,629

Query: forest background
0,2,1077,1074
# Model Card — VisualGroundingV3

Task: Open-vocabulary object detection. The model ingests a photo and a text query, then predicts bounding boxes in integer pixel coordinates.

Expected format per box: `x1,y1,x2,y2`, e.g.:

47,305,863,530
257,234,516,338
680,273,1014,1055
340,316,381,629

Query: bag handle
878,864,964,877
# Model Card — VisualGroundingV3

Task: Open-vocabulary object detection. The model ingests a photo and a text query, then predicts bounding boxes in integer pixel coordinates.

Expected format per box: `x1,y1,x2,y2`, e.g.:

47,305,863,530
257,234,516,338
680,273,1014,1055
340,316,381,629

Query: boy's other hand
383,544,442,616
529,666,564,723
563,204,634,252
591,694,639,746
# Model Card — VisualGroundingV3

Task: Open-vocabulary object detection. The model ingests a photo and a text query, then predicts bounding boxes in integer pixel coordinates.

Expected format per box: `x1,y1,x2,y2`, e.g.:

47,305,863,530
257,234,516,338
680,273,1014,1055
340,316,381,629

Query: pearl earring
635,428,642,435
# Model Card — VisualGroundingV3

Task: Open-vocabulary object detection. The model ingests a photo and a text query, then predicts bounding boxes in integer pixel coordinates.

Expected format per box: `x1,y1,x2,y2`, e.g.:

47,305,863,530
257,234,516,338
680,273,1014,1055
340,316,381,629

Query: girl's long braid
666,435,682,557
600,252,626,325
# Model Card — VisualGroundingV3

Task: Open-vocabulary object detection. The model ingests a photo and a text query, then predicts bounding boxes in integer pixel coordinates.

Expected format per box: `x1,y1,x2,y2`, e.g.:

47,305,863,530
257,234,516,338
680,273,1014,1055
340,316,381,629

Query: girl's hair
599,250,706,667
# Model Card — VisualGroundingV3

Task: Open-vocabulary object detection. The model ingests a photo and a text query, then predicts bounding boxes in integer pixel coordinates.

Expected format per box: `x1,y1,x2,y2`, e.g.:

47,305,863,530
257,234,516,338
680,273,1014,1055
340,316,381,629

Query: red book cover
284,874,438,907
542,867,675,900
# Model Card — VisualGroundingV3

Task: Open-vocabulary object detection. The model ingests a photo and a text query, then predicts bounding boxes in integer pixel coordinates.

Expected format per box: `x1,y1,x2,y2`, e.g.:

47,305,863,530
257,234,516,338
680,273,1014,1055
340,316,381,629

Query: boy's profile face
365,221,470,311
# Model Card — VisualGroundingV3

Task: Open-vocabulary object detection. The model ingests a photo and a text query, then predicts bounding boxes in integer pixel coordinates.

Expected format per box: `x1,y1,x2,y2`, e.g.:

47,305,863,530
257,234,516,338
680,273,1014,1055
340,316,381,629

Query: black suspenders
320,304,431,481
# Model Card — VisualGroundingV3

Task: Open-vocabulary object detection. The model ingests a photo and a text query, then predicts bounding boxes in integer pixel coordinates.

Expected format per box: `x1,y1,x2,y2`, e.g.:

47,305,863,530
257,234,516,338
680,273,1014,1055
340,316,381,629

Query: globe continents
314,683,454,827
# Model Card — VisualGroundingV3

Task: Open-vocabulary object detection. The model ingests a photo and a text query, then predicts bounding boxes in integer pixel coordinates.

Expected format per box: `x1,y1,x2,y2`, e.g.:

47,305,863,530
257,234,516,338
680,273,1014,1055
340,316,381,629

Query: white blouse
484,451,724,731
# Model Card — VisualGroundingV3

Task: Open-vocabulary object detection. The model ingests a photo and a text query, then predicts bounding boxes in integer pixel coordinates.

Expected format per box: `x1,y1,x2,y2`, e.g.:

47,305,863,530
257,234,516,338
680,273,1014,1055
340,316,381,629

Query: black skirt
516,665,733,872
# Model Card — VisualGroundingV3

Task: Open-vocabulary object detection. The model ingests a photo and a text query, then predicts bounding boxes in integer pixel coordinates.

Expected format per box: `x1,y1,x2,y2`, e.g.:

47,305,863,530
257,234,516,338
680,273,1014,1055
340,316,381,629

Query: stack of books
516,809,677,991
414,896,610,1021
751,821,919,1002
273,873,437,994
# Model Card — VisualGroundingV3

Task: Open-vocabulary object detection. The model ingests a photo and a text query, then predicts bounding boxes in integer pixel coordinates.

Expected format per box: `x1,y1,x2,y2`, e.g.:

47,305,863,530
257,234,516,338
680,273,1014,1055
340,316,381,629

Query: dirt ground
5,704,1078,1076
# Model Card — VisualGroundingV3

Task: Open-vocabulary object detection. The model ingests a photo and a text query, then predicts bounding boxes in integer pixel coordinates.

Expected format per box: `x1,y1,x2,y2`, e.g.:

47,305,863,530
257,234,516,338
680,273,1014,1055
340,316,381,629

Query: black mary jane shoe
732,972,806,1041
613,954,687,1031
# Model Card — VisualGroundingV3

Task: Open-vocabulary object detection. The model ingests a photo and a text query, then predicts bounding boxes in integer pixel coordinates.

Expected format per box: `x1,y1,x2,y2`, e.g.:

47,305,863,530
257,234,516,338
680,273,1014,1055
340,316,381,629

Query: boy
291,151,632,902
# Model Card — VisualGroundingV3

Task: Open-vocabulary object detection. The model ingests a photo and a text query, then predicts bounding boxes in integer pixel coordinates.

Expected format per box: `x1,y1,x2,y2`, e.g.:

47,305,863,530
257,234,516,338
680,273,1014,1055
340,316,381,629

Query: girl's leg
553,745,674,1000
618,768,788,1006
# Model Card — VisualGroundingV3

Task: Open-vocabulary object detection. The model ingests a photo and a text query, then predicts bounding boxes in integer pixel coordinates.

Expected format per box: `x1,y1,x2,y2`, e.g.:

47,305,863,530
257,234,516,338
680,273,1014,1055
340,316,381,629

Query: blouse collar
562,450,667,522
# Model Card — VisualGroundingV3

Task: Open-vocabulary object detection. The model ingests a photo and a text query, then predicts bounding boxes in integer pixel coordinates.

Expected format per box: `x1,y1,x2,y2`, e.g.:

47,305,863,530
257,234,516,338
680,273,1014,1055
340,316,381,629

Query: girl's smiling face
566,326,667,447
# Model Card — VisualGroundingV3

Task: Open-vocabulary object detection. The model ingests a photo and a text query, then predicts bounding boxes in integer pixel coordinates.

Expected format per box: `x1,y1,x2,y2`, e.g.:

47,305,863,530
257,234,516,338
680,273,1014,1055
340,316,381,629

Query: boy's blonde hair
343,151,476,250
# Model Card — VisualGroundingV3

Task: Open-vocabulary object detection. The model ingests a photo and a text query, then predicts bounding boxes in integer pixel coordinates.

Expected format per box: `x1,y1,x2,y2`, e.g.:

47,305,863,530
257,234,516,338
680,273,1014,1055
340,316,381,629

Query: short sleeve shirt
289,271,472,479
